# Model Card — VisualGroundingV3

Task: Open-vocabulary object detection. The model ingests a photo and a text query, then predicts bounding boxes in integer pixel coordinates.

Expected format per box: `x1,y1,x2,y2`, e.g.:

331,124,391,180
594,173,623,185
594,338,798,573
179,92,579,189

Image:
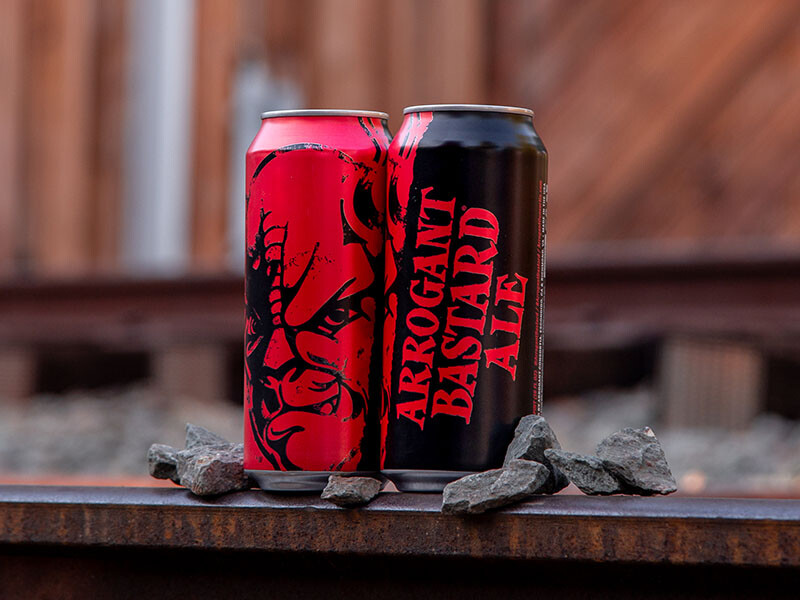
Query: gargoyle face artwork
245,135,385,472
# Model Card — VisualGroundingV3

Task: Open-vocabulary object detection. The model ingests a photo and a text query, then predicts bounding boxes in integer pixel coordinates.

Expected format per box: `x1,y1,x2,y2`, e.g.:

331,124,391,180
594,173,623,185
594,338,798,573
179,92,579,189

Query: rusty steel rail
0,245,799,349
1,486,799,567
0,274,241,348
545,243,800,348
2,486,800,599
1,245,800,401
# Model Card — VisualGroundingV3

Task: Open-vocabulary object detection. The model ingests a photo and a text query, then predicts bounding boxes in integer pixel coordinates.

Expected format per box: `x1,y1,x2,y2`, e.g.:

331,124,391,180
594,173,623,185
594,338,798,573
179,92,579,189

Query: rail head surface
1,486,798,568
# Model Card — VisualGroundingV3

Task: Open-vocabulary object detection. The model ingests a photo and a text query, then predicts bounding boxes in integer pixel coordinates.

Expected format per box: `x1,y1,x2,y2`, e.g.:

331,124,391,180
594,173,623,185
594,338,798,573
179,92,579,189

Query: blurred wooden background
1,0,800,277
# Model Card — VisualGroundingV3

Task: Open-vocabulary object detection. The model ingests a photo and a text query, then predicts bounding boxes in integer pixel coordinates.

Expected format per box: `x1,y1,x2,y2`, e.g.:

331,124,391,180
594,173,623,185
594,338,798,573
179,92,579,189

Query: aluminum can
382,104,548,491
244,109,390,491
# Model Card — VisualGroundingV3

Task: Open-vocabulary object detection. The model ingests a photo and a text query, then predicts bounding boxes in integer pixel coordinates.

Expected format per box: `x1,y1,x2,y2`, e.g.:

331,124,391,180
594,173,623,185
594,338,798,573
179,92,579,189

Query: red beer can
244,109,390,491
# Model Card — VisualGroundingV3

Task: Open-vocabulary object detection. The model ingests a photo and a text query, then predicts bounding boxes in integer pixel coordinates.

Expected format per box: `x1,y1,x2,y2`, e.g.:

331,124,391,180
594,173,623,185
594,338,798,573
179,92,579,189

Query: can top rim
261,109,389,120
403,104,534,117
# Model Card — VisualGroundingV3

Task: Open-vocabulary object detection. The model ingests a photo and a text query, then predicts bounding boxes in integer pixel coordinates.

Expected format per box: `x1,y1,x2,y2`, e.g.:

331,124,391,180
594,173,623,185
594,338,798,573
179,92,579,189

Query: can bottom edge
381,469,475,493
247,469,378,492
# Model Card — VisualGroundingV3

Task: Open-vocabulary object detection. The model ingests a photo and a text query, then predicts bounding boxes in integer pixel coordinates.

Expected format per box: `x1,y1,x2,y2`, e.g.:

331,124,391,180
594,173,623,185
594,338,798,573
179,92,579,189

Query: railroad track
2,244,799,345
0,486,798,598
1,244,799,403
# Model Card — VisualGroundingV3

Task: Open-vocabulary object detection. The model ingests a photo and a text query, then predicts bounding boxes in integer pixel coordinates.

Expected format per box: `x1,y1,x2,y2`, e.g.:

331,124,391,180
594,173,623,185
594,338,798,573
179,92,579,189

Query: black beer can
382,104,548,491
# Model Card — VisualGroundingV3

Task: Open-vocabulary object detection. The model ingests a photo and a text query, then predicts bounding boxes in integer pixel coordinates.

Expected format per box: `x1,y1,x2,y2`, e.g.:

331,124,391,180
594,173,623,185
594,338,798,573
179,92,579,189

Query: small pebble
544,448,623,495
176,443,250,496
596,427,677,495
321,475,382,507
442,459,550,515
503,415,569,493
147,443,180,483
185,423,230,449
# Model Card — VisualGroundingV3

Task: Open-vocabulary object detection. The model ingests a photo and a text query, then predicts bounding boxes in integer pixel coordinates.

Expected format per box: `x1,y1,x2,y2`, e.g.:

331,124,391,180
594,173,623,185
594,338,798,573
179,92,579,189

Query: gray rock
596,427,677,495
443,470,504,514
185,423,230,449
503,415,569,493
321,475,382,507
147,443,180,483
442,459,550,515
547,463,571,493
544,448,622,495
176,443,250,496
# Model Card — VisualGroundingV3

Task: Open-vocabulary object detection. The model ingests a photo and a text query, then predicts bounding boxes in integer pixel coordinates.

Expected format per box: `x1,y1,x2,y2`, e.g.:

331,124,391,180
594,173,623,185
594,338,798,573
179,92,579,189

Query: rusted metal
1,485,799,567
0,274,241,348
0,245,799,349
545,243,800,348
1,486,799,599
2,246,800,400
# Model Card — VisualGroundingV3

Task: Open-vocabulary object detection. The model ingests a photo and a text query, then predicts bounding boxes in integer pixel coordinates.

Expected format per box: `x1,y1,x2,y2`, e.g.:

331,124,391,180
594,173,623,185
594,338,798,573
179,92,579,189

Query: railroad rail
545,242,800,349
1,244,798,348
2,243,800,403
1,486,799,598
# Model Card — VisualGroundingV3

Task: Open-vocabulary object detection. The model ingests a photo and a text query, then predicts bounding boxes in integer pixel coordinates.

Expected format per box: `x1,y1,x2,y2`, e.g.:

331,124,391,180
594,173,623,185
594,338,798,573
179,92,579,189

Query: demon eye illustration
245,143,384,472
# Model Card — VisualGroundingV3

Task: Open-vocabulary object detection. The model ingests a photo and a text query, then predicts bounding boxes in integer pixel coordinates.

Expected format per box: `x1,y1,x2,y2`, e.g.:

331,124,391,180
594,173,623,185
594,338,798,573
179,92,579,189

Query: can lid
261,109,389,120
403,104,534,117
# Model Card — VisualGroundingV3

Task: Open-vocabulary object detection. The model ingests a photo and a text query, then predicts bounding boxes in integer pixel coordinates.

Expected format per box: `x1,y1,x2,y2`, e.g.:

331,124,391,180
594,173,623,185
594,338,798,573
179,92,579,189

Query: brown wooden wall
0,0,126,277
494,0,800,247
1,0,799,278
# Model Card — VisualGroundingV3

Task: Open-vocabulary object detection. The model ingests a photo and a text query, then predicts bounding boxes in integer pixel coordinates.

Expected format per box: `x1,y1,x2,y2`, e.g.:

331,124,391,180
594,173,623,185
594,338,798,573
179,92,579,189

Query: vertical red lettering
459,208,499,242
431,389,473,423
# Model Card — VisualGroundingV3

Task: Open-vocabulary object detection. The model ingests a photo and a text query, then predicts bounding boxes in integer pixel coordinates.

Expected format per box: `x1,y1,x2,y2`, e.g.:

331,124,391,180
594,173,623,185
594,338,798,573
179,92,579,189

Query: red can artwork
244,109,390,491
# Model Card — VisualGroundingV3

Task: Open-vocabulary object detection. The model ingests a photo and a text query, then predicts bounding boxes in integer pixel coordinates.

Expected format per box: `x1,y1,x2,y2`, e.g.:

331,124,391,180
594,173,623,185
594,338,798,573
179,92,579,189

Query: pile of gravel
0,387,242,477
441,416,676,514
148,424,251,495
545,387,800,495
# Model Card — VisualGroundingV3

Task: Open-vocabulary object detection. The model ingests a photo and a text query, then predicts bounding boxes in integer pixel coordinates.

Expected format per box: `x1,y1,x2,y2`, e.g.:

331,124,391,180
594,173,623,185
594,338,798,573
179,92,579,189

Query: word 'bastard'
396,187,527,429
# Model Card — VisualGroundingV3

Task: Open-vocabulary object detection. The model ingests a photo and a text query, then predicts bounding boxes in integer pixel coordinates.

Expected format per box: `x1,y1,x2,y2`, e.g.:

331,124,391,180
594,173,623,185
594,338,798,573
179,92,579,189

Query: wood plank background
0,0,24,277
0,0,798,277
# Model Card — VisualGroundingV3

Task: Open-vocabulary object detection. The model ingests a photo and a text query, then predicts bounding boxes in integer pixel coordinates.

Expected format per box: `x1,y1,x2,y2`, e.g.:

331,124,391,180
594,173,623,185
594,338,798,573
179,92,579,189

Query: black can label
383,112,547,471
